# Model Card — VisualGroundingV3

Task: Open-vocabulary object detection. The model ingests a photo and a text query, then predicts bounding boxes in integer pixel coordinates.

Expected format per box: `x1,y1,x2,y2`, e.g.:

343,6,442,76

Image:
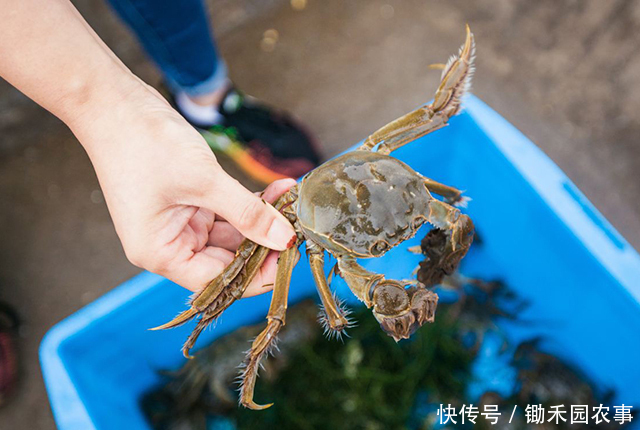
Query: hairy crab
154,26,476,409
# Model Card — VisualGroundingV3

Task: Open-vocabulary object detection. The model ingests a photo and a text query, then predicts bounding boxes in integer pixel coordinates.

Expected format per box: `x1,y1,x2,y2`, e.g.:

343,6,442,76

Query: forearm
0,0,157,129
0,0,298,288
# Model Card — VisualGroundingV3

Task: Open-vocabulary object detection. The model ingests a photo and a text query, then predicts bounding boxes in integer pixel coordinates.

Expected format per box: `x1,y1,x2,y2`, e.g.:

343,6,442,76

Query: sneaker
0,301,19,407
172,86,321,185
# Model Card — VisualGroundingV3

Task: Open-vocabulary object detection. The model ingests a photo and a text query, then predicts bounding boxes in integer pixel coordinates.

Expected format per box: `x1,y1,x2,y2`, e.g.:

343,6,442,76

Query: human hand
0,0,298,297
71,86,297,297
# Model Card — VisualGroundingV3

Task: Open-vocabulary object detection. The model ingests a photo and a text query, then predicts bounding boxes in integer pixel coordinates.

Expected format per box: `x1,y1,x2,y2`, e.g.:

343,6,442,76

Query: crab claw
371,280,438,341
418,217,474,287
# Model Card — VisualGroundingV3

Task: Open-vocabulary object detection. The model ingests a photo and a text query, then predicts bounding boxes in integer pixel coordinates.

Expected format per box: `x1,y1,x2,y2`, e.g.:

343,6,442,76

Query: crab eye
372,240,390,256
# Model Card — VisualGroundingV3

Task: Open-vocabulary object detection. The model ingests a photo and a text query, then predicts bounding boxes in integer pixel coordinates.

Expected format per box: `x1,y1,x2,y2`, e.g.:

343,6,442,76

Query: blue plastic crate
40,96,640,430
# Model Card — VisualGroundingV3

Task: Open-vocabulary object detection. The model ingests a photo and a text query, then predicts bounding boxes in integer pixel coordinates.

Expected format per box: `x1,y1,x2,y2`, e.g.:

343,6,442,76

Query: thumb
207,173,297,251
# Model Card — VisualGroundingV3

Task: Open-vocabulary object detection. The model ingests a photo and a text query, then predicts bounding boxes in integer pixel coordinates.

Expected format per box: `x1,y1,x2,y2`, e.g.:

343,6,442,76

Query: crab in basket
153,25,476,410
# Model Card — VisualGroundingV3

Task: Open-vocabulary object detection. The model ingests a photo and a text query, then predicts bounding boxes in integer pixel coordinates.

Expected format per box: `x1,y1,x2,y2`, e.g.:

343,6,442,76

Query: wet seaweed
228,304,472,430
142,273,631,430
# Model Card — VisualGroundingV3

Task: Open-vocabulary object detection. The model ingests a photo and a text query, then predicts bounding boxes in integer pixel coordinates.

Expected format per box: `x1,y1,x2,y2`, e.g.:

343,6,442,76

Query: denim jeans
106,0,227,96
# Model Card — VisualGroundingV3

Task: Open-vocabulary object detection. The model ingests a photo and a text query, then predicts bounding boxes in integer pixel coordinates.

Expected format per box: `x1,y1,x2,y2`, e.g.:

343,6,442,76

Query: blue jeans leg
106,0,228,96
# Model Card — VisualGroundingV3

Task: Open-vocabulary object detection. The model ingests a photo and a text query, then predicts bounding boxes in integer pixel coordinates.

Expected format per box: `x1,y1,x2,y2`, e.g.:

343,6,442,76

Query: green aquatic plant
142,275,631,430
228,303,473,430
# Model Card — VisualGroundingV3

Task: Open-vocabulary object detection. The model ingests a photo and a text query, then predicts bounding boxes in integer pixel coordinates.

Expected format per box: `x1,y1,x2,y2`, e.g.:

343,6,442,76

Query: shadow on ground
1,0,639,428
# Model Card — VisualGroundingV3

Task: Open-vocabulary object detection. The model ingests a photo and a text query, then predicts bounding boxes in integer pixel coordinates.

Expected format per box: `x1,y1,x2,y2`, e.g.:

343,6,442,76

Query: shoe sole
200,128,292,186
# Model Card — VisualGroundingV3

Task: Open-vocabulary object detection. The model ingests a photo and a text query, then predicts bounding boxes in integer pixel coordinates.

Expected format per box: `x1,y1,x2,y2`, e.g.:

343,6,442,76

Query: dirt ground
1,0,639,428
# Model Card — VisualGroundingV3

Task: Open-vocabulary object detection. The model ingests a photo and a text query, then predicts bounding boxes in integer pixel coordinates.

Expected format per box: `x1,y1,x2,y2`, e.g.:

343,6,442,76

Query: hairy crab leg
335,256,384,307
306,241,352,338
419,199,474,287
151,190,298,331
149,239,262,331
357,25,475,154
422,176,469,207
192,240,259,310
180,245,272,358
239,243,300,410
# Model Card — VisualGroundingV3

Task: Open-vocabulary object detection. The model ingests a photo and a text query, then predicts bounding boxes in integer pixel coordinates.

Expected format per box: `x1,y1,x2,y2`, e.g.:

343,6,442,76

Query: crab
153,25,476,409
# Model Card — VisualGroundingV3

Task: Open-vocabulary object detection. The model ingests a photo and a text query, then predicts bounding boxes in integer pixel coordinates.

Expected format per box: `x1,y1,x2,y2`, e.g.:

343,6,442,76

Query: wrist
66,77,173,151
62,71,164,133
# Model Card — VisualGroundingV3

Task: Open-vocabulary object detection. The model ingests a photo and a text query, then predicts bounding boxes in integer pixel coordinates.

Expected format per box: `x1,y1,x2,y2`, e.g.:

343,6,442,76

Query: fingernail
267,219,296,249
287,235,297,248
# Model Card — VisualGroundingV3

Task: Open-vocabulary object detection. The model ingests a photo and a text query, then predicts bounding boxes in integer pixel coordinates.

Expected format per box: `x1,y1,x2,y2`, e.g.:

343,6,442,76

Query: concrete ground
1,0,639,428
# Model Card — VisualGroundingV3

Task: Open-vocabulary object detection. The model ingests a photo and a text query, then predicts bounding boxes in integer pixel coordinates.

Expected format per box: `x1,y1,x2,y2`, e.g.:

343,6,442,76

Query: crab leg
149,239,259,331
306,242,352,338
192,240,258,311
180,245,272,358
239,243,300,410
422,176,468,207
152,190,298,331
335,256,384,307
358,25,475,154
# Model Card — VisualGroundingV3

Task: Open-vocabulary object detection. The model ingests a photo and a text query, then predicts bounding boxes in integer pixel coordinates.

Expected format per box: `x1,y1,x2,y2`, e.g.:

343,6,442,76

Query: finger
242,251,279,298
209,179,298,250
212,178,297,222
242,247,301,298
258,178,298,203
188,208,216,251
163,246,235,293
208,221,244,251
204,173,296,251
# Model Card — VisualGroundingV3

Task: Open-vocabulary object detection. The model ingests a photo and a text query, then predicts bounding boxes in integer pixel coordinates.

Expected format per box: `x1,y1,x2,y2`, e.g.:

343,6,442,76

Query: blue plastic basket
40,96,640,430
